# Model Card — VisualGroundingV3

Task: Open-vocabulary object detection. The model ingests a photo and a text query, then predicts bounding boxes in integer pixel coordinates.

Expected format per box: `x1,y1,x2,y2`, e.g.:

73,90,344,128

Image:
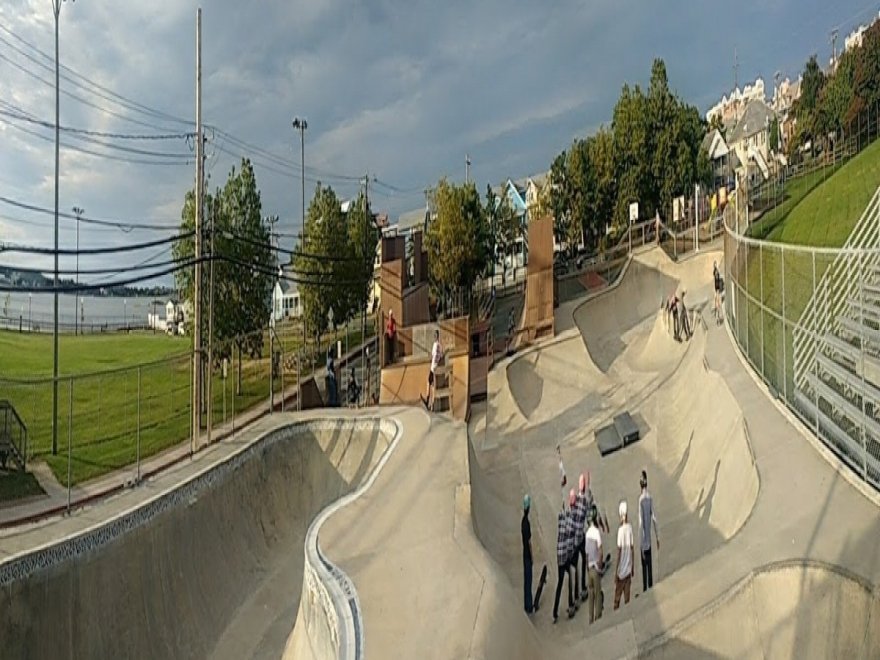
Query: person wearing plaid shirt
552,503,575,622
573,476,589,601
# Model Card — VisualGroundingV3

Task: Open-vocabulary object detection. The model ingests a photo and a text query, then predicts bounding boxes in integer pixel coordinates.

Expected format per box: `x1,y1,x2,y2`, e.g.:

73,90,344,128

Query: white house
272,275,300,321
728,99,775,185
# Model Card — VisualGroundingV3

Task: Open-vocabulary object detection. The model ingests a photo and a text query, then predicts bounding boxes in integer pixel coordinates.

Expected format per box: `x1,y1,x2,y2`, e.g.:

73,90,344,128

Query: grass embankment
734,138,880,396
0,321,375,489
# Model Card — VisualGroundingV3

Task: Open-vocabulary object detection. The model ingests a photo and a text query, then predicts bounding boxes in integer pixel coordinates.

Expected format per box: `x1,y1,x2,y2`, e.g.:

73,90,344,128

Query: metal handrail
0,400,27,469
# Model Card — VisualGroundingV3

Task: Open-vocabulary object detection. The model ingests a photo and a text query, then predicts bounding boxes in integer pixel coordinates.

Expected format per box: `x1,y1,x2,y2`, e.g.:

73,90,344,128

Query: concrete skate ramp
0,420,391,660
574,259,677,372
628,310,686,372
645,561,880,659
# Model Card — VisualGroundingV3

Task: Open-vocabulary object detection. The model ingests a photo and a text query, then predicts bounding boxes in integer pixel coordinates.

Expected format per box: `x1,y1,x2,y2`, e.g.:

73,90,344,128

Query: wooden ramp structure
523,215,555,343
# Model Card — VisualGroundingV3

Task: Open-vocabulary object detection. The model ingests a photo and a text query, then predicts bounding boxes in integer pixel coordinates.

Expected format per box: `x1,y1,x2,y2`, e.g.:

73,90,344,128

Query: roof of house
278,267,299,295
397,207,429,232
729,100,774,144
700,129,717,154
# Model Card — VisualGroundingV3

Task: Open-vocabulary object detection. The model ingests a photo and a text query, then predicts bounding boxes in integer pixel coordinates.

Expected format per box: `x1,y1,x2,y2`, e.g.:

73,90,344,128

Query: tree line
788,21,880,160
174,159,379,365
549,59,711,256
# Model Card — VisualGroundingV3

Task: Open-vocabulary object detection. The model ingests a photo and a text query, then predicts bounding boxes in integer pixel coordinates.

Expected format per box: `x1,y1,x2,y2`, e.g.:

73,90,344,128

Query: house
728,99,775,186
700,128,739,190
706,78,766,126
272,273,300,321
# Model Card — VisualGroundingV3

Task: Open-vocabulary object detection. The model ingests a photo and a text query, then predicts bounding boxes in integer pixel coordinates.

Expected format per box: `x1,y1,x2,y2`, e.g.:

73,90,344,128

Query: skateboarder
713,262,724,324
552,500,575,623
522,494,534,613
639,470,660,592
421,329,443,410
678,291,692,340
326,349,339,407
585,505,605,623
385,309,397,365
614,500,634,610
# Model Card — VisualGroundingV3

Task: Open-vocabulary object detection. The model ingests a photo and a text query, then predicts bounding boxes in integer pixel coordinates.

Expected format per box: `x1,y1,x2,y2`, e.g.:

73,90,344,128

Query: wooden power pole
192,7,203,452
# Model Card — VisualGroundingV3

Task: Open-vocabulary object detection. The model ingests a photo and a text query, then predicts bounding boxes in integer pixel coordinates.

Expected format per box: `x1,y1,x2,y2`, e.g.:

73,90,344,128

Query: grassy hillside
768,138,880,246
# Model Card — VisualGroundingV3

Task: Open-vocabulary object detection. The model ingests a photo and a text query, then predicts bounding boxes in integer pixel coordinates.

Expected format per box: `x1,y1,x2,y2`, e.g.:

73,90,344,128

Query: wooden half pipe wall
523,215,555,341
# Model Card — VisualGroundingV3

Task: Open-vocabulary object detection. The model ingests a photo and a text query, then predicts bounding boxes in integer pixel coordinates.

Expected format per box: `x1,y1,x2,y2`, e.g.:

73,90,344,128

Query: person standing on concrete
522,494,534,614
678,290,692,340
552,500,575,623
385,310,397,365
566,488,582,606
614,500,634,610
507,307,516,355
639,470,660,592
421,329,443,410
585,505,605,623
713,262,724,324
574,474,590,602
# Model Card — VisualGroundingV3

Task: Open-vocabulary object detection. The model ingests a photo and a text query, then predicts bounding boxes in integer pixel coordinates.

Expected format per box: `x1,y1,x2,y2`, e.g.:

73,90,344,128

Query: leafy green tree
485,185,520,285
294,184,352,337
345,192,380,324
589,127,616,237
847,22,880,125
792,55,826,152
549,151,571,247
708,113,725,138
173,160,275,391
424,178,488,296
769,118,780,153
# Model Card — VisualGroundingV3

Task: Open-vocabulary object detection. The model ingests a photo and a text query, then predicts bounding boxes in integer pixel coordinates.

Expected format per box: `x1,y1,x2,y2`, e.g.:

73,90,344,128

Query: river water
0,292,169,332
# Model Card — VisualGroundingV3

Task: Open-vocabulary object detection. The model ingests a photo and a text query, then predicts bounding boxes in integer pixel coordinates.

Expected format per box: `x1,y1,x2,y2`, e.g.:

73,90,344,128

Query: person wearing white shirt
614,500,634,610
584,506,605,623
421,329,443,410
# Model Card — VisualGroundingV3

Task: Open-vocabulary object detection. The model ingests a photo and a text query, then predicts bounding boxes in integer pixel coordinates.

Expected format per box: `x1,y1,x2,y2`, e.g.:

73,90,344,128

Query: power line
0,196,182,232
0,115,194,167
218,229,361,263
0,105,193,141
1,256,183,276
0,258,200,293
0,231,193,256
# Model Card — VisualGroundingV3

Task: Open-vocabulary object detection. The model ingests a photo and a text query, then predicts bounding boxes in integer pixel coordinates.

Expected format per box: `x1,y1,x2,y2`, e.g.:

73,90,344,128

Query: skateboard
532,564,548,612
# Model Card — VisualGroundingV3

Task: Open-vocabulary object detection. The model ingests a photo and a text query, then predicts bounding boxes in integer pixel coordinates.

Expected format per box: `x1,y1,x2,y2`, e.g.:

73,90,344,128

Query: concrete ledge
294,417,402,660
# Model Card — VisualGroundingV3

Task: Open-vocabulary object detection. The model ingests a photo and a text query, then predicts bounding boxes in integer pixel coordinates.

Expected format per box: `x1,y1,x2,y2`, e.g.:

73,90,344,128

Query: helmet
568,488,576,508
523,494,531,511
578,473,586,493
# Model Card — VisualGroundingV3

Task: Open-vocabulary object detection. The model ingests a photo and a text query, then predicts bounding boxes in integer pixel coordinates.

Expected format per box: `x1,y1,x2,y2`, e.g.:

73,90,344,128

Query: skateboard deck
533,564,548,611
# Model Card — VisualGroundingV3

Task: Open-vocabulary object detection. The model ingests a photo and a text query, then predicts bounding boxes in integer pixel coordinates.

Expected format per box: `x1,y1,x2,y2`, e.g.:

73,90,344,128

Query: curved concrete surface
645,561,880,659
0,418,391,660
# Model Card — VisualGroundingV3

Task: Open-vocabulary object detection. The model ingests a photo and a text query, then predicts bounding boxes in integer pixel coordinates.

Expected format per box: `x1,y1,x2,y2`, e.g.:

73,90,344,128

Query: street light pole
51,0,70,456
293,117,307,412
72,206,83,335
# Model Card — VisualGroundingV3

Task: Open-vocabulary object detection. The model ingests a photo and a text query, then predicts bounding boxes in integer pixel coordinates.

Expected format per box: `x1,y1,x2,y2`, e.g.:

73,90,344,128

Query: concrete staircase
791,186,880,489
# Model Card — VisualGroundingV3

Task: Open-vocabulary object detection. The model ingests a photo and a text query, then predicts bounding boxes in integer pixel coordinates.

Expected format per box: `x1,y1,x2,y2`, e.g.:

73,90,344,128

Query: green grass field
751,138,880,247
0,319,375,492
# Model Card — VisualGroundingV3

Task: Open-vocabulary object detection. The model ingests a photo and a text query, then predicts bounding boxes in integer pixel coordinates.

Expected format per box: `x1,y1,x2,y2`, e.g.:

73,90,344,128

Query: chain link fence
724,197,880,490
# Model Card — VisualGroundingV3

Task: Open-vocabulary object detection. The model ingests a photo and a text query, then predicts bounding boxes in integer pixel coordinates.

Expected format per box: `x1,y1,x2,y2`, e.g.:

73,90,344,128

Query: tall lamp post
51,0,73,456
292,117,307,412
72,206,83,335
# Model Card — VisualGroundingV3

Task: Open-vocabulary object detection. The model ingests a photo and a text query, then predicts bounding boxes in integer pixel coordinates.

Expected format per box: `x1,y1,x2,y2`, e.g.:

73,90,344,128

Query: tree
769,118,780,153
549,151,570,247
345,192,380,324
485,184,520,286
708,113,725,138
847,22,880,126
173,159,275,392
589,127,616,238
294,183,352,337
792,55,826,152
424,178,488,297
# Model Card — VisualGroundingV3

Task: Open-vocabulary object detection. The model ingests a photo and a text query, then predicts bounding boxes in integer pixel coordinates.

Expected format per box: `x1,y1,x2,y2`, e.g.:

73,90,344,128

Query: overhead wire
0,231,193,256
0,196,182,232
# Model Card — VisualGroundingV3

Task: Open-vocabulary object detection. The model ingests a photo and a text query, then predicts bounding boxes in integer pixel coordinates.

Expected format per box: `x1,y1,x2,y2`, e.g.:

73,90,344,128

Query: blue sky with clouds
1,0,878,282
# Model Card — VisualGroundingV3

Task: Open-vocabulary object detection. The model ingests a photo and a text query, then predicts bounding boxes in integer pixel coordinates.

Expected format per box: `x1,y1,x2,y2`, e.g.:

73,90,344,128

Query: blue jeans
523,557,533,613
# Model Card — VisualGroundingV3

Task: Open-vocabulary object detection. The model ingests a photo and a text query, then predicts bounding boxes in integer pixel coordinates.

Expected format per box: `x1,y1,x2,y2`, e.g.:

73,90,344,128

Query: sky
1,0,878,286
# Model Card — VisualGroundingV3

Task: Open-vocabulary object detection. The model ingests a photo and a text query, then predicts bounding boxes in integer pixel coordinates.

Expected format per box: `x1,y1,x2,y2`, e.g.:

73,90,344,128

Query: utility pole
192,7,203,452
206,180,213,445
362,173,369,406
466,154,471,184
72,206,83,336
830,29,839,70
293,117,307,411
51,0,68,456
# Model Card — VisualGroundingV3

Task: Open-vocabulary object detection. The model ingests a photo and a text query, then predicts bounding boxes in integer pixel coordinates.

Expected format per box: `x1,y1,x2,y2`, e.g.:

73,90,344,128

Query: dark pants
672,309,680,339
553,561,573,619
576,540,587,593
523,557,533,613
641,548,653,592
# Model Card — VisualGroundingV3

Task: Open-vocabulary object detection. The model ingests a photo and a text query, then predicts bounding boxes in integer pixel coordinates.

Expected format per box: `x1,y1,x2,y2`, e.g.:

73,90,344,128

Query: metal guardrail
0,400,27,471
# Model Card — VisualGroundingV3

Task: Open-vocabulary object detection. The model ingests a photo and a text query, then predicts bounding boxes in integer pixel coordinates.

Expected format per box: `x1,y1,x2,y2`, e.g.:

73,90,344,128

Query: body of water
0,293,170,332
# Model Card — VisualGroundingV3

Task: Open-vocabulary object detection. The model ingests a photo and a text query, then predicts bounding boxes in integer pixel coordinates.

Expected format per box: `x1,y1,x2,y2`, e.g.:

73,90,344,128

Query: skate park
1,224,880,658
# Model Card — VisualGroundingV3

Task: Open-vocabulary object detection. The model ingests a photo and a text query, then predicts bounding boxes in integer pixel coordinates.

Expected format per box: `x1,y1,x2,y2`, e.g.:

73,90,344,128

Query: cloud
0,0,875,283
